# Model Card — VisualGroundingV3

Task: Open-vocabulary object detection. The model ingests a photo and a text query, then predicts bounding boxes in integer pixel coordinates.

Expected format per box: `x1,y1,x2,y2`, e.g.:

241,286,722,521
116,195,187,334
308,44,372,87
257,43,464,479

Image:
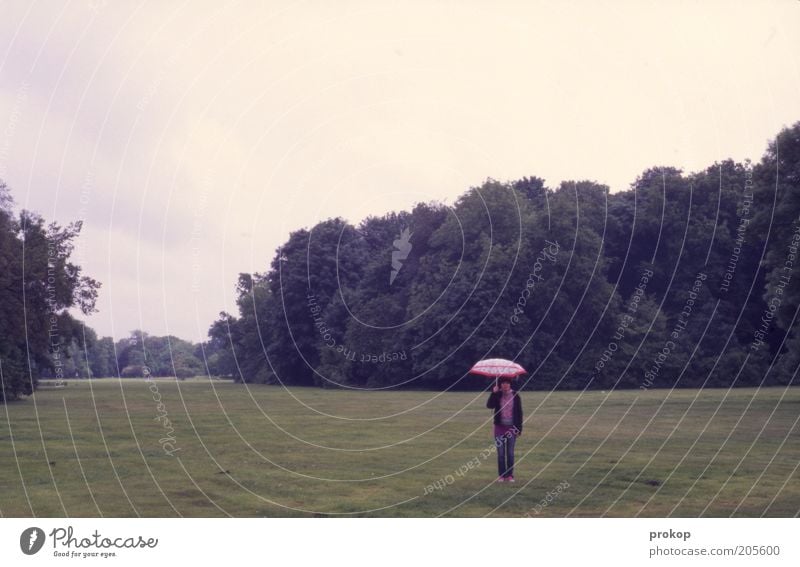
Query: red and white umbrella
469,358,526,379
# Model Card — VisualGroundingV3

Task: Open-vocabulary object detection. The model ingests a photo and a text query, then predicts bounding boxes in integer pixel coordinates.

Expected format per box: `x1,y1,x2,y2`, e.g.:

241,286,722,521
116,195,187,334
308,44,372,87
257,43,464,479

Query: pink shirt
499,391,514,425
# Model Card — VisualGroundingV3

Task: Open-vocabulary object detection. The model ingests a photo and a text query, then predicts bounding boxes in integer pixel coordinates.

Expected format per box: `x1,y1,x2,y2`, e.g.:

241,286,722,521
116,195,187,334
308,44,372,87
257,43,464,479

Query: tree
212,121,800,391
202,312,240,378
0,181,100,400
87,336,116,377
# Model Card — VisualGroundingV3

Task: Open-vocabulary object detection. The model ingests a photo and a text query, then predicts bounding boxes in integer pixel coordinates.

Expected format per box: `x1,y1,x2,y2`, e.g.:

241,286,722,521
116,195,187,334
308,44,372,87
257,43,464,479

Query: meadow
1,379,798,517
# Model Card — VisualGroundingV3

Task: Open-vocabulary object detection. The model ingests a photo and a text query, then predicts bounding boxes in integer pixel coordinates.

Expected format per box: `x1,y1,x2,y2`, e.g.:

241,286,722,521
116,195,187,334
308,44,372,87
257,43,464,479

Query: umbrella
469,358,526,384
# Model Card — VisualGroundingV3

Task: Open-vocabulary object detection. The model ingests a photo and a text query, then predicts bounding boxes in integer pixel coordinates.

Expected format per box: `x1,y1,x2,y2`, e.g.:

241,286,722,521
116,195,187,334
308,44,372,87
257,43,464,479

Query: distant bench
37,381,68,389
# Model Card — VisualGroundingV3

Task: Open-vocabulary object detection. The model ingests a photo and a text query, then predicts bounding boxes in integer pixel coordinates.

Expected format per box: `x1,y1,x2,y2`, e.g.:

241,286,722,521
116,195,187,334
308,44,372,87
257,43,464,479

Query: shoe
496,477,506,483
506,476,515,483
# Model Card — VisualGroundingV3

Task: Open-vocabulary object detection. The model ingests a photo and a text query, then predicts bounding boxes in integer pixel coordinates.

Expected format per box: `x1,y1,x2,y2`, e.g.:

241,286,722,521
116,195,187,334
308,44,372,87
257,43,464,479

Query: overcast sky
1,0,799,342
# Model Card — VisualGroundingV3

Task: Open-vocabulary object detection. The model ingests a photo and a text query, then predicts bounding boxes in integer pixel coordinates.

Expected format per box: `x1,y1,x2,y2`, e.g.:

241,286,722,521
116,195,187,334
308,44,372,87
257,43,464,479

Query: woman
486,378,523,482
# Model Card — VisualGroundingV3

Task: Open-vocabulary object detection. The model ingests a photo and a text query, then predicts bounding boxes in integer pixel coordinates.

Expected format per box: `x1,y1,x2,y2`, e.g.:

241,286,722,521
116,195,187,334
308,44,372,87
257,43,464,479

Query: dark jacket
486,390,523,434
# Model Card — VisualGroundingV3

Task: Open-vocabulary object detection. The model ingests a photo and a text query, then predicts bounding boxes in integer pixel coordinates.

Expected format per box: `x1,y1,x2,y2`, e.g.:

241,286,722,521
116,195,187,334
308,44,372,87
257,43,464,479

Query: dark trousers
495,432,517,478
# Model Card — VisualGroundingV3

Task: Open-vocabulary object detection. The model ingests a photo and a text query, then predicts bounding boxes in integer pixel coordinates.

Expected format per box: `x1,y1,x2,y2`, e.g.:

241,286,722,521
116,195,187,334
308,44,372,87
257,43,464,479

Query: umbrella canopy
469,358,526,378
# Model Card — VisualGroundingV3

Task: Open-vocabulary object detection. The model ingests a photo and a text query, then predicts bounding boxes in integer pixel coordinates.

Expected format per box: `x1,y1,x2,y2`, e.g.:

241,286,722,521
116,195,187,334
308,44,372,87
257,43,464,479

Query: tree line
1,121,798,399
0,183,209,400
208,122,800,390
35,329,206,381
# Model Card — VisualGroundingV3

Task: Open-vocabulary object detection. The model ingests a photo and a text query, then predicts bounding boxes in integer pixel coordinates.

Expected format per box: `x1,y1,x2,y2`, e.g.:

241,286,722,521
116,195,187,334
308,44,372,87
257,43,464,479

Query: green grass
1,379,798,517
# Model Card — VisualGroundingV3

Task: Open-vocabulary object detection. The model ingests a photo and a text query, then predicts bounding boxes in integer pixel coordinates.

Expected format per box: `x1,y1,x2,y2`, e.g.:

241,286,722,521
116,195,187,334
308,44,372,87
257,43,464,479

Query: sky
0,0,799,342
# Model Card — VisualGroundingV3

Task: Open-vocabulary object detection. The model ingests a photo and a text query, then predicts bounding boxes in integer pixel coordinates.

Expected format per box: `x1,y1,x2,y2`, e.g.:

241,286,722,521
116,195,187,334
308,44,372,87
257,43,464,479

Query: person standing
486,378,523,482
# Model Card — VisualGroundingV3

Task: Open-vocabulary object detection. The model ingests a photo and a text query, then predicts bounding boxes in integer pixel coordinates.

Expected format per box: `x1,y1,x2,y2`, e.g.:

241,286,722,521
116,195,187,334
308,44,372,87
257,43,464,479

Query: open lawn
1,379,798,517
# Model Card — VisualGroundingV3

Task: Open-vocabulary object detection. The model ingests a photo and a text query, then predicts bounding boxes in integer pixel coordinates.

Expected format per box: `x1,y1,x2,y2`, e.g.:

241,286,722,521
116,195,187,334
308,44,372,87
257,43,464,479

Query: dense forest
1,122,799,399
208,122,800,391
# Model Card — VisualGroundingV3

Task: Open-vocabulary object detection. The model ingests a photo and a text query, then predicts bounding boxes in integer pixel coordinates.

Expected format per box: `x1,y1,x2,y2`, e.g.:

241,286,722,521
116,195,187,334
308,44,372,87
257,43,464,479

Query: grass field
1,379,798,517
